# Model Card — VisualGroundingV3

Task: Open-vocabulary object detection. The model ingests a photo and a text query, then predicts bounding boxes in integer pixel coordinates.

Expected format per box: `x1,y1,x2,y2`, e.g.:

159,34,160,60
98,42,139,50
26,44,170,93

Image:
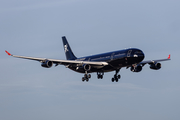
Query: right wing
5,51,108,67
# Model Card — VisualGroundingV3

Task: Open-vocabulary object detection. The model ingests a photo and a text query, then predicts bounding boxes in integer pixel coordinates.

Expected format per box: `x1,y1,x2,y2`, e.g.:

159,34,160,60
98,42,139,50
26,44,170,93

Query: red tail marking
168,54,171,59
5,50,11,56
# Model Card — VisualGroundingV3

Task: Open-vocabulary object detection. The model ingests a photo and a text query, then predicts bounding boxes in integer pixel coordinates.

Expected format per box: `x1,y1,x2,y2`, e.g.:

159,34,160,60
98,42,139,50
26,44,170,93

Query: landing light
134,54,138,57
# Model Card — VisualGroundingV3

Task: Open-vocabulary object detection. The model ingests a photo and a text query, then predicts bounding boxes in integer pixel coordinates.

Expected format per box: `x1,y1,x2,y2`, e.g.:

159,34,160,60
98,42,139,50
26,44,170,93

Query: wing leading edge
5,51,108,66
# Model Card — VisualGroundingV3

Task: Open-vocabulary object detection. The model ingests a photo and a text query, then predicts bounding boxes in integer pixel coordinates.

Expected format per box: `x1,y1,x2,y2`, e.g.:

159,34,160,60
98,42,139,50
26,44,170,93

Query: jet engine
41,60,53,68
83,64,91,71
150,63,161,70
131,65,142,72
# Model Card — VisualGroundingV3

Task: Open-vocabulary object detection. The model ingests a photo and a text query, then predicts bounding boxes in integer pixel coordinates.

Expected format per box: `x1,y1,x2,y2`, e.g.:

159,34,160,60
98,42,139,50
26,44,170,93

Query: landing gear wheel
115,78,118,82
82,77,85,82
84,74,88,78
97,72,104,79
112,76,120,82
82,73,91,82
112,78,115,82
118,74,121,79
97,75,100,79
111,69,121,82
98,75,103,79
88,74,91,79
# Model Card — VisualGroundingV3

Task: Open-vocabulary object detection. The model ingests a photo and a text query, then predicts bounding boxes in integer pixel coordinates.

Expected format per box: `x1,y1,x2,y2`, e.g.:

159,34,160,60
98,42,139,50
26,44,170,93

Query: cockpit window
134,51,142,54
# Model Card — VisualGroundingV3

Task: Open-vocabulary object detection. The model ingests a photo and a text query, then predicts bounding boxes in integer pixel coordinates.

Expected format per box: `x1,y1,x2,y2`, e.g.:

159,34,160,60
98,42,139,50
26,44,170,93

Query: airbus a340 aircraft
5,36,171,82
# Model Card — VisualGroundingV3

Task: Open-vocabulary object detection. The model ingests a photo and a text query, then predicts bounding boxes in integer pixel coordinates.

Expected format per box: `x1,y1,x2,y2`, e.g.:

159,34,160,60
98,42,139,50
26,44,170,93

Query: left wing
138,54,171,66
5,50,108,66
130,54,171,72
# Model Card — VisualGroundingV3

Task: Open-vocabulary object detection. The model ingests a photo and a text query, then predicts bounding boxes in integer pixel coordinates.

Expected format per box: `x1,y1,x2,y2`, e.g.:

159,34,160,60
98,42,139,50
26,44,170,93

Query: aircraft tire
97,74,100,79
84,74,87,78
88,74,91,79
112,78,115,82
118,75,121,79
82,77,85,82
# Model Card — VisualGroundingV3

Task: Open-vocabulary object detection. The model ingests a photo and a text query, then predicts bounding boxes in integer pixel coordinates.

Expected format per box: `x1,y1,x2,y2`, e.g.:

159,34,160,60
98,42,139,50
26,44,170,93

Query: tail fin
62,36,77,60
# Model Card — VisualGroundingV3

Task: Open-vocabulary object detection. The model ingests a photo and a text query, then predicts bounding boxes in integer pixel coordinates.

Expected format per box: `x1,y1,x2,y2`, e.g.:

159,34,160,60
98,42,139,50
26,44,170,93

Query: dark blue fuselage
70,48,145,73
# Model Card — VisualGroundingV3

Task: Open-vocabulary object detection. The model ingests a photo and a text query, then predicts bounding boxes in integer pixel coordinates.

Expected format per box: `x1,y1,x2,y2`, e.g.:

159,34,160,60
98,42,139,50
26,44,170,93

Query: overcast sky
0,0,180,120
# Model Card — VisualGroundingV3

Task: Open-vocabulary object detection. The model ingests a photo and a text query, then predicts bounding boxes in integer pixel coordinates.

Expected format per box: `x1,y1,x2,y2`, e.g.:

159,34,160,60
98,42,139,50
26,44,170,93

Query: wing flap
49,59,108,66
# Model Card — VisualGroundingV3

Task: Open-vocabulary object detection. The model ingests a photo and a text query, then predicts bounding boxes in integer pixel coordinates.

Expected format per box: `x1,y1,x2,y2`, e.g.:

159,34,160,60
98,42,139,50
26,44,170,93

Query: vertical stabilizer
62,36,77,60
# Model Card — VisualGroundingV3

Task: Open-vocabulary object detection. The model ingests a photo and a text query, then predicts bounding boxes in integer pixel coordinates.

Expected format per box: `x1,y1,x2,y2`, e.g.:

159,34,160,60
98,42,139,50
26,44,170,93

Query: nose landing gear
112,69,121,82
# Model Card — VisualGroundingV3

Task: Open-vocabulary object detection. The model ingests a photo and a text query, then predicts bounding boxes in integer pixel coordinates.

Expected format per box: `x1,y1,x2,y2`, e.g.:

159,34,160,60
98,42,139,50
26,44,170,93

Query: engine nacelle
83,64,91,71
131,65,142,72
41,60,53,68
150,63,161,70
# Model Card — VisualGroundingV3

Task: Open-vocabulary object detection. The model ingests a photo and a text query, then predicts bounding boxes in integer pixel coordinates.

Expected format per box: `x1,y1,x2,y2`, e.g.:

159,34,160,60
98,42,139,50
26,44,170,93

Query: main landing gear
112,69,121,82
97,72,104,79
82,70,121,82
82,71,91,82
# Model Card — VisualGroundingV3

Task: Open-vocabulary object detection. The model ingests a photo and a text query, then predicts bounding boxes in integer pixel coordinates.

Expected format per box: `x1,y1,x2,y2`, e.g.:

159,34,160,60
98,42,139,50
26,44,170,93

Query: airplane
5,36,171,82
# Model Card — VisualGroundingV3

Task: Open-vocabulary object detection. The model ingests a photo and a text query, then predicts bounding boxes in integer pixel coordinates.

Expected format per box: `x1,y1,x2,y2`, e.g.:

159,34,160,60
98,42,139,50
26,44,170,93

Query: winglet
168,54,171,59
5,50,12,56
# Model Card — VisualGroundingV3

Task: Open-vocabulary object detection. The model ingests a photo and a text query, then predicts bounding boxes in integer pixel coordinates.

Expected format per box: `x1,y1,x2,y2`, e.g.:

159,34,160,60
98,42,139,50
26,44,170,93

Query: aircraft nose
134,49,145,61
139,50,145,61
